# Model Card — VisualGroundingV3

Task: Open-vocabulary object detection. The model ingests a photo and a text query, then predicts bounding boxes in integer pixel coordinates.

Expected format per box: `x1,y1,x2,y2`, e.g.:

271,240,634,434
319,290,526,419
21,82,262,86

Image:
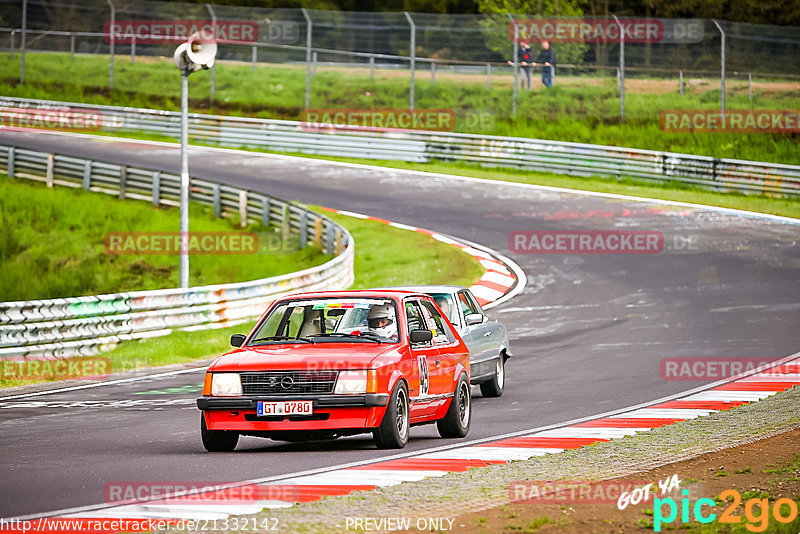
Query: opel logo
280,376,294,390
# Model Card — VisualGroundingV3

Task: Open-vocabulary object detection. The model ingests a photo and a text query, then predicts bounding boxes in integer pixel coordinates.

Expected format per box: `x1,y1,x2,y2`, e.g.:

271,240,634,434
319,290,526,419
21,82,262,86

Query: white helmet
367,303,397,339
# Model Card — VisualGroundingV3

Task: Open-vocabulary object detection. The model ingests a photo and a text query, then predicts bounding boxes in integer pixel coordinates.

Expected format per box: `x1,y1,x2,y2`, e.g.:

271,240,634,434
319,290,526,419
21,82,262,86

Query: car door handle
483,332,492,337
434,359,441,366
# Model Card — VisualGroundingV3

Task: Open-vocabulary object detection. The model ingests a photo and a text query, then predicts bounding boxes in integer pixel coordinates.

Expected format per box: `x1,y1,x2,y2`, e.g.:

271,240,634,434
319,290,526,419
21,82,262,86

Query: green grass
0,207,484,388
2,52,799,164
323,209,484,289
0,175,331,301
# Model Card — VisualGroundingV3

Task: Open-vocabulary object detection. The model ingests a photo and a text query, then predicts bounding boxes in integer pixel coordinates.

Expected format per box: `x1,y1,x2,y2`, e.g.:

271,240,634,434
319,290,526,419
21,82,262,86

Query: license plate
257,401,313,416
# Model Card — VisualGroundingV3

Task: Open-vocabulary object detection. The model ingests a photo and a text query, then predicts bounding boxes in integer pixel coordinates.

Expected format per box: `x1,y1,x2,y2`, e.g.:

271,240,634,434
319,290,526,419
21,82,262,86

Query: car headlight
334,370,367,394
210,373,242,397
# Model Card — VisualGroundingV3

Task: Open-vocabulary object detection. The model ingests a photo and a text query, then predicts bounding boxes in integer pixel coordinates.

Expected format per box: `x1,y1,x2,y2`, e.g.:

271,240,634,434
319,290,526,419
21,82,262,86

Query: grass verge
1,52,798,164
0,174,331,301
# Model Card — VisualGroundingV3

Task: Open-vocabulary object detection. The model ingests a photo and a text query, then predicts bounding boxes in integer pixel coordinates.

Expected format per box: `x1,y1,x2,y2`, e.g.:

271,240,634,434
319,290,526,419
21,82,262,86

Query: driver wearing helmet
367,303,398,340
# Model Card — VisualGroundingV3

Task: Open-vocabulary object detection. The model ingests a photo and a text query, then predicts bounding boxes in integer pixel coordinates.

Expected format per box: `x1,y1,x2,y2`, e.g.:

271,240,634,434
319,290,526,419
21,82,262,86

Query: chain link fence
1,0,799,131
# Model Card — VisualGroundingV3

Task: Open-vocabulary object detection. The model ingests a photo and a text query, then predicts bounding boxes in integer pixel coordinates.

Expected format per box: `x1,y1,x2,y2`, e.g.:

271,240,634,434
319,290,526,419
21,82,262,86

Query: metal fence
1,0,799,124
0,144,355,359
2,96,798,197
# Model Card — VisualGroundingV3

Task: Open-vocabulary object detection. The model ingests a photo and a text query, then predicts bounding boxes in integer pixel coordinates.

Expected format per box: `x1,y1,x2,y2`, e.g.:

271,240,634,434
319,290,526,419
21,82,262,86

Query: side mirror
465,313,484,326
230,334,246,347
410,329,433,344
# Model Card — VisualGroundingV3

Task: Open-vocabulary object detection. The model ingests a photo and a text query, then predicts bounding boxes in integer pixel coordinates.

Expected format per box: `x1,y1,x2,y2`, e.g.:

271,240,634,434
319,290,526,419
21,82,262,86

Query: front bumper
197,394,390,410
199,394,391,432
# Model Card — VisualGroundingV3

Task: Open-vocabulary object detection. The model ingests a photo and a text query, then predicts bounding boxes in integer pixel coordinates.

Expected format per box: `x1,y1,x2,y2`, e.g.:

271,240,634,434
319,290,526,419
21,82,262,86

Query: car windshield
428,292,458,325
248,297,400,345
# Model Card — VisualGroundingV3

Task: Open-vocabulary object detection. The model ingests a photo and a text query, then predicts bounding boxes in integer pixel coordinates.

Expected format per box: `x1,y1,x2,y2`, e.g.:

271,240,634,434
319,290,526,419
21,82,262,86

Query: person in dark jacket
507,40,534,90
532,40,556,87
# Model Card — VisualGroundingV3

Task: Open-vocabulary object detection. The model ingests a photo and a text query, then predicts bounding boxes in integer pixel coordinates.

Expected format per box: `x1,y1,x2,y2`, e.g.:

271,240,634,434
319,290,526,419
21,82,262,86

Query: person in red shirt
507,40,533,90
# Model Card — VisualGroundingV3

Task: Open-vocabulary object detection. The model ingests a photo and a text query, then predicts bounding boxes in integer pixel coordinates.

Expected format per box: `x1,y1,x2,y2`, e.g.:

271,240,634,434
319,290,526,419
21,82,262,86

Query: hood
210,342,398,372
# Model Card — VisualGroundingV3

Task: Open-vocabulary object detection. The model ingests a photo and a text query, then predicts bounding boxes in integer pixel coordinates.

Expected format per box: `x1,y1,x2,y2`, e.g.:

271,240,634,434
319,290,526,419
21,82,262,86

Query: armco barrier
0,145,354,359
2,97,799,197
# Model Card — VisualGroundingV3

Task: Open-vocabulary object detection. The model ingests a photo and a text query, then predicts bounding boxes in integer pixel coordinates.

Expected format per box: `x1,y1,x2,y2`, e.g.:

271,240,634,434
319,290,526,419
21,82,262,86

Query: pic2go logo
654,489,799,532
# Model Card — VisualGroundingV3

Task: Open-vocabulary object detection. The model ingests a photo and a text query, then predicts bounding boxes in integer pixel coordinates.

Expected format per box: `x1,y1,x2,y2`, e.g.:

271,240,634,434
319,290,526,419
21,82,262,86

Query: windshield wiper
356,332,385,343
249,336,315,345
309,333,381,343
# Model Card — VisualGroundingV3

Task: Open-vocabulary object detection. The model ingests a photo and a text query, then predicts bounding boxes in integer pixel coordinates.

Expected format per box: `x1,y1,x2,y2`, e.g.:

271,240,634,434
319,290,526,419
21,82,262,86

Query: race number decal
418,355,429,396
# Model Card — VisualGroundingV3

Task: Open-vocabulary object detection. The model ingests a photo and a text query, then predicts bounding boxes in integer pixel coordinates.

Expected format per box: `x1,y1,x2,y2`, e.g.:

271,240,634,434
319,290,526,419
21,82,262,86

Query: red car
197,290,472,451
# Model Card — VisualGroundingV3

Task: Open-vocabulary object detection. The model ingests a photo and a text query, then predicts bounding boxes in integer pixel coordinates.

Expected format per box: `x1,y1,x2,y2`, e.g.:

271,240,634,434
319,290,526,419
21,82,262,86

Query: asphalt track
1,131,799,519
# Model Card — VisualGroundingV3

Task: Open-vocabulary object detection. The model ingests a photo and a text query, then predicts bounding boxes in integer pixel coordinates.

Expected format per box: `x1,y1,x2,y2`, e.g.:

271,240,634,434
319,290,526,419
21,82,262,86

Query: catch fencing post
508,15,518,117
369,55,375,80
431,61,435,86
748,73,752,103
70,33,75,61
404,12,416,111
301,8,312,110
20,0,27,83
106,0,114,89
613,15,624,120
251,45,257,72
131,35,135,64
487,63,491,90
713,20,725,122
679,70,683,96
206,4,217,102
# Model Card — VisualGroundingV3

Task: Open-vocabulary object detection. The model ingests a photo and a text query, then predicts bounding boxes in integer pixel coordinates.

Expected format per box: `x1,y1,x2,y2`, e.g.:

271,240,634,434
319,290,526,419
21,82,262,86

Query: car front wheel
201,413,239,452
374,381,409,449
437,373,471,438
479,356,505,398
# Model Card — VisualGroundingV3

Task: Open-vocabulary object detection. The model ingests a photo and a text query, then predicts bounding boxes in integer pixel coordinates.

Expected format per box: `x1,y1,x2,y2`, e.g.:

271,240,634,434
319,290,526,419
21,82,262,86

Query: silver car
389,285,511,397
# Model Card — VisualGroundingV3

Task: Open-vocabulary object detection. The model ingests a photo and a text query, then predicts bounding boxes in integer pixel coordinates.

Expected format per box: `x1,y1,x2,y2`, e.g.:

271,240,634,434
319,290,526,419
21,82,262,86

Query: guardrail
2,97,798,197
0,144,354,359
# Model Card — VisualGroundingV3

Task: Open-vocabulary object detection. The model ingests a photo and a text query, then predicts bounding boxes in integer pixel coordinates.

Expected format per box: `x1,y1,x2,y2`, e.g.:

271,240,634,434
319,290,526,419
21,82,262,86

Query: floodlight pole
712,20,725,123
179,68,190,288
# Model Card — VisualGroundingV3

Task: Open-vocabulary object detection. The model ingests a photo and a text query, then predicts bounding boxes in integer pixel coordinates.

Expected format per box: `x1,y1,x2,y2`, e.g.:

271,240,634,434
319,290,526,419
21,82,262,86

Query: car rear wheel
373,382,409,449
479,356,505,398
201,413,239,452
437,373,471,438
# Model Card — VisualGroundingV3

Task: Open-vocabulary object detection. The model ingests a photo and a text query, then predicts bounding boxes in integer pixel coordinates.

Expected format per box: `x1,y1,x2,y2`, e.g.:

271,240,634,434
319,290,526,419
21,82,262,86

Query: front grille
240,371,338,395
